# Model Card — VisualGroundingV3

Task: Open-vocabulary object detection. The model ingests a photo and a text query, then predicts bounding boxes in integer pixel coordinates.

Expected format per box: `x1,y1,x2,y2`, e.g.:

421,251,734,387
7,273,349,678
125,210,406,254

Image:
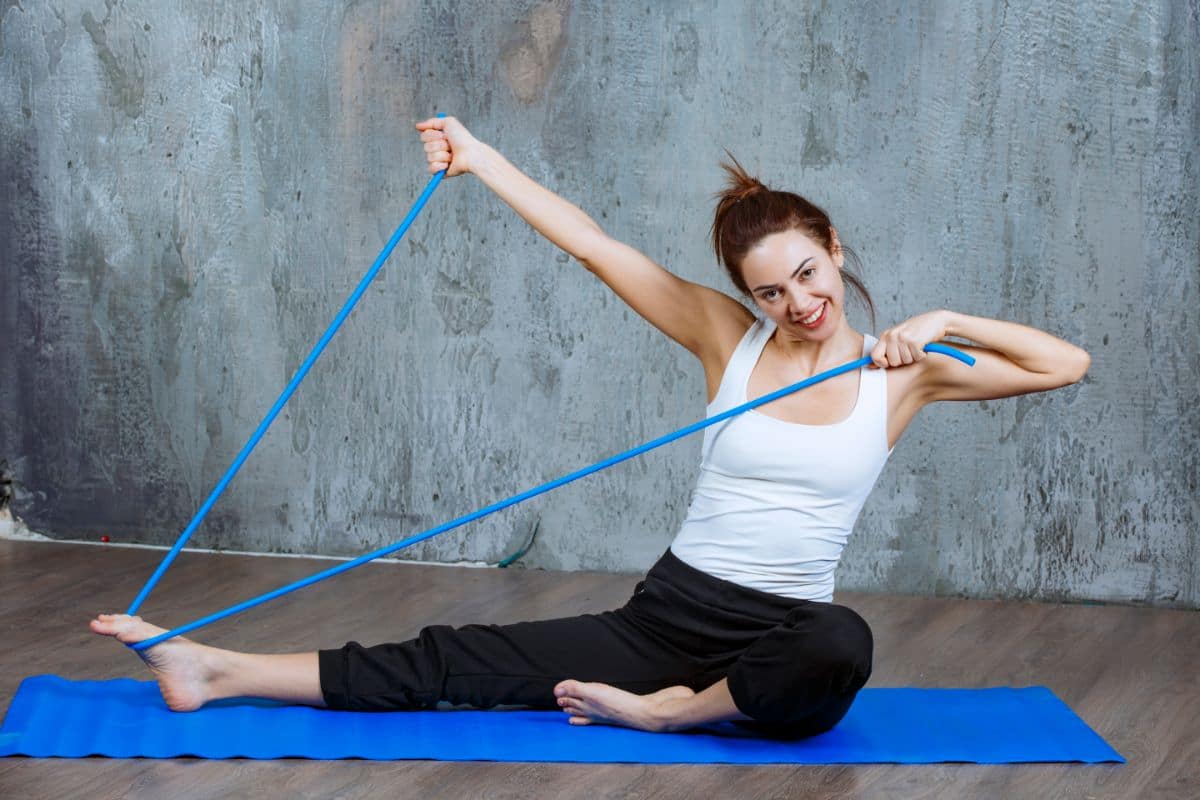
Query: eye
760,288,781,301
800,267,816,279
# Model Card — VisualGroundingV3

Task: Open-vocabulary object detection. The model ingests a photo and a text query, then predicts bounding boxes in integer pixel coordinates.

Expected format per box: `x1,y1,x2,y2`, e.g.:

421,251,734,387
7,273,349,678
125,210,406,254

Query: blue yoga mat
0,676,1122,763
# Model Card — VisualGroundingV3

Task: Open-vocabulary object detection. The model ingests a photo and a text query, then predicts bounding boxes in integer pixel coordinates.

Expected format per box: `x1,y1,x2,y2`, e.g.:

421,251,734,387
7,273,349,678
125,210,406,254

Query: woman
92,116,1090,738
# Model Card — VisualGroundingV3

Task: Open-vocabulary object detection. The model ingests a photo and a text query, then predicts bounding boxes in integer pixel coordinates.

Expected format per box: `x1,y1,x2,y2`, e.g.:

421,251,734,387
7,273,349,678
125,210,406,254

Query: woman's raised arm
415,116,750,362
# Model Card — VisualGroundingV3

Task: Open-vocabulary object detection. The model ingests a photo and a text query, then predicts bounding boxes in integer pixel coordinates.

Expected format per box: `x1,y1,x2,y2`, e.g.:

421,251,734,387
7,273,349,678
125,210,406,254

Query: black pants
319,548,873,738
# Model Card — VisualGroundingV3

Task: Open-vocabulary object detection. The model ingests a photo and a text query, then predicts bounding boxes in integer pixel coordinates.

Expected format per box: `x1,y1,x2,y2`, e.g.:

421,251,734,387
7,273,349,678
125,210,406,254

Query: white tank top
669,318,892,602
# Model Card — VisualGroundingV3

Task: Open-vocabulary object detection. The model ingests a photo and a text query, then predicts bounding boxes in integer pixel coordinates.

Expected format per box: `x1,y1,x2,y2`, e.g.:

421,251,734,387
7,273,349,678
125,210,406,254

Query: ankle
649,696,689,733
191,643,238,699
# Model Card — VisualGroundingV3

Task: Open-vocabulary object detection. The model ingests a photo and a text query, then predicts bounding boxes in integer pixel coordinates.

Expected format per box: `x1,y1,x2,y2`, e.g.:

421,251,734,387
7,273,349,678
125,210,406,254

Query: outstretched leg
318,607,697,711
89,613,323,711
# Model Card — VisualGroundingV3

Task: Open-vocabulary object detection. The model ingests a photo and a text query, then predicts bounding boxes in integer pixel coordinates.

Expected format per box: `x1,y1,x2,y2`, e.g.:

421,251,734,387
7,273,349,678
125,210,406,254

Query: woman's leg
89,614,323,711
91,551,867,731
319,606,696,711
725,602,874,737
555,601,874,736
318,549,747,713
90,602,699,714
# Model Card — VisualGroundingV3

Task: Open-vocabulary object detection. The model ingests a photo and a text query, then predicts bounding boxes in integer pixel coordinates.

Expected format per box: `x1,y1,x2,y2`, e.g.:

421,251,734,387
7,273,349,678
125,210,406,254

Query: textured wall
1,1,1196,607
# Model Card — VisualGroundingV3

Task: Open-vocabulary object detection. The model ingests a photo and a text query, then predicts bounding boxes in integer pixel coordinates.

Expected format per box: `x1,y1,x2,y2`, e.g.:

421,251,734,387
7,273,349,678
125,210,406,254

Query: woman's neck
769,319,863,373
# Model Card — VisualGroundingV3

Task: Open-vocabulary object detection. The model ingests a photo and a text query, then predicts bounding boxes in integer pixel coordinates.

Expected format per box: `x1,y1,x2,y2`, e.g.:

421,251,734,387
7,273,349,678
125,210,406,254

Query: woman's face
739,228,847,341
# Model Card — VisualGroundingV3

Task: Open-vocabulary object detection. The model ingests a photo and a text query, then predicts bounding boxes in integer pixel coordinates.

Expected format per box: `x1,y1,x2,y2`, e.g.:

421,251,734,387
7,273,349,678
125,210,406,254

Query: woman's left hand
869,310,951,368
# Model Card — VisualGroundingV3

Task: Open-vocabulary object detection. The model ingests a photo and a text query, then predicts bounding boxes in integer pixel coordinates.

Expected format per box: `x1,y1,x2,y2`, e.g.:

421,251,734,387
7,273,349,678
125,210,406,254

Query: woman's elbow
574,228,610,272
1062,346,1091,385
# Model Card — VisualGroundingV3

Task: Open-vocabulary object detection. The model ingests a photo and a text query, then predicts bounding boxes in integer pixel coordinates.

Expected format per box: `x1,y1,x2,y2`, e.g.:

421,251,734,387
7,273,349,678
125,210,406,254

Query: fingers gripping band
129,343,972,651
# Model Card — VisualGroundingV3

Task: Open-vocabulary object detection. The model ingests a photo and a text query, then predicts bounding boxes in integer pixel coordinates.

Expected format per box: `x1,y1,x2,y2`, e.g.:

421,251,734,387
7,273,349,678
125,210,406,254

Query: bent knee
727,603,874,727
786,603,874,688
736,690,858,739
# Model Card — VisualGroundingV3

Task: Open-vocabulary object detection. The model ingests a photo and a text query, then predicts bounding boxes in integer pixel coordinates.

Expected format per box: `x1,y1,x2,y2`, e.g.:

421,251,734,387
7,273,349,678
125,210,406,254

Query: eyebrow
752,257,815,293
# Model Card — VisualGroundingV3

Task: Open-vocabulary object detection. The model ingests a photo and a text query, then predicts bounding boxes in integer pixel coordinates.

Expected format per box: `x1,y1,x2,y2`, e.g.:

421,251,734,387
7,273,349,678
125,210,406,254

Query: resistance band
126,114,450,616
130,342,973,652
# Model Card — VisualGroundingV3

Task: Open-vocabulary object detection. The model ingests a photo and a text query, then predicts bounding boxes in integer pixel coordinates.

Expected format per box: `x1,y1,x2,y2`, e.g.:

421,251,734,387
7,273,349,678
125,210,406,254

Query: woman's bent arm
942,311,1090,382
875,309,1091,404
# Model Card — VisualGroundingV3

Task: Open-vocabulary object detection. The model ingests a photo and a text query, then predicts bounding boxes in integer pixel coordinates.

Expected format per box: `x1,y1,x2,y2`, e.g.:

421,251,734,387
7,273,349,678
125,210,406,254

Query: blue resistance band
129,342,973,652
125,115,450,616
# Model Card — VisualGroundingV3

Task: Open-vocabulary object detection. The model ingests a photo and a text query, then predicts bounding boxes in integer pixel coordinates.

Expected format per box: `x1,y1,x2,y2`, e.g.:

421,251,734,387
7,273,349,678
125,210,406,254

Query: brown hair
709,152,875,328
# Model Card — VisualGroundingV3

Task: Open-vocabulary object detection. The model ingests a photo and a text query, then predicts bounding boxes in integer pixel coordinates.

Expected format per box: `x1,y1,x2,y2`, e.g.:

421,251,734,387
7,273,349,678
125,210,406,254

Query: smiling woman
711,154,875,332
92,115,1089,739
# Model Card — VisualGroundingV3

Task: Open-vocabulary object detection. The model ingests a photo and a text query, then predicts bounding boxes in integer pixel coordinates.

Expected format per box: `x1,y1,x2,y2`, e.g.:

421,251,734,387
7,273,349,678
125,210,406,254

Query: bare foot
90,613,222,712
552,680,696,732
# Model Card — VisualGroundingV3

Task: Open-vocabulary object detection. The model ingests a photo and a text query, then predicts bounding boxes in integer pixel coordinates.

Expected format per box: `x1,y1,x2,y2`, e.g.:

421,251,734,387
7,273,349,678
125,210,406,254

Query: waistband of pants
644,547,817,619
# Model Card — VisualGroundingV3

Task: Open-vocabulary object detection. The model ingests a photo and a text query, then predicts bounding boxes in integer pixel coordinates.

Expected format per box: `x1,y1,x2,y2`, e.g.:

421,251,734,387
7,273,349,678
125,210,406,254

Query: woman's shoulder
695,291,758,402
701,291,758,359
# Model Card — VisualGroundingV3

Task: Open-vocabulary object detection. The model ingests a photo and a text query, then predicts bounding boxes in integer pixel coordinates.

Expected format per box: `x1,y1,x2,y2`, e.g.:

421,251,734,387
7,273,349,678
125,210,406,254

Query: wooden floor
0,539,1196,799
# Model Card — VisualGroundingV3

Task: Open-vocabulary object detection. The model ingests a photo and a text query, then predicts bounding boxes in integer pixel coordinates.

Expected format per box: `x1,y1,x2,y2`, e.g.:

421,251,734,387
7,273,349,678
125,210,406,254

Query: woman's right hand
415,115,482,177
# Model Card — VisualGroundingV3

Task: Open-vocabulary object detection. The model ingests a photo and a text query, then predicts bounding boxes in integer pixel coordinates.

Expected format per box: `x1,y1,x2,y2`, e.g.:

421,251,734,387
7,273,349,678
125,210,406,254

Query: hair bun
732,182,765,203
716,151,768,205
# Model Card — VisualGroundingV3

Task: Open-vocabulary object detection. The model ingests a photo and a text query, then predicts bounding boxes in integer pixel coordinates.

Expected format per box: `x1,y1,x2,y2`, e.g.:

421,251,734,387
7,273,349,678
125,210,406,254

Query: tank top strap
710,318,773,410
857,333,891,447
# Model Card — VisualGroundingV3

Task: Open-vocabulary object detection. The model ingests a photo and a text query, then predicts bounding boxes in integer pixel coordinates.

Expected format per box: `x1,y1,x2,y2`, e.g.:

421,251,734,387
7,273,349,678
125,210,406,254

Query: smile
795,302,827,327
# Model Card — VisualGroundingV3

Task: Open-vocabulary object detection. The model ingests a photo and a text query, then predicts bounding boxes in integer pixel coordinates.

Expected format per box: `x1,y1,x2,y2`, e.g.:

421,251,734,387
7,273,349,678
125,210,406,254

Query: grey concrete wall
1,1,1196,607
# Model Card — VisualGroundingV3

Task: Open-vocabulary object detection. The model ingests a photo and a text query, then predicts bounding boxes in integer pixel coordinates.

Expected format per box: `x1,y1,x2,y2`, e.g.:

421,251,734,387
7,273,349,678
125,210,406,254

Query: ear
829,227,845,269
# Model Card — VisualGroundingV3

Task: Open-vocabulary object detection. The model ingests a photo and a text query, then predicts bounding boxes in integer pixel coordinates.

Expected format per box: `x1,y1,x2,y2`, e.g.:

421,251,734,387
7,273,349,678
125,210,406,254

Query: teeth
801,303,824,324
